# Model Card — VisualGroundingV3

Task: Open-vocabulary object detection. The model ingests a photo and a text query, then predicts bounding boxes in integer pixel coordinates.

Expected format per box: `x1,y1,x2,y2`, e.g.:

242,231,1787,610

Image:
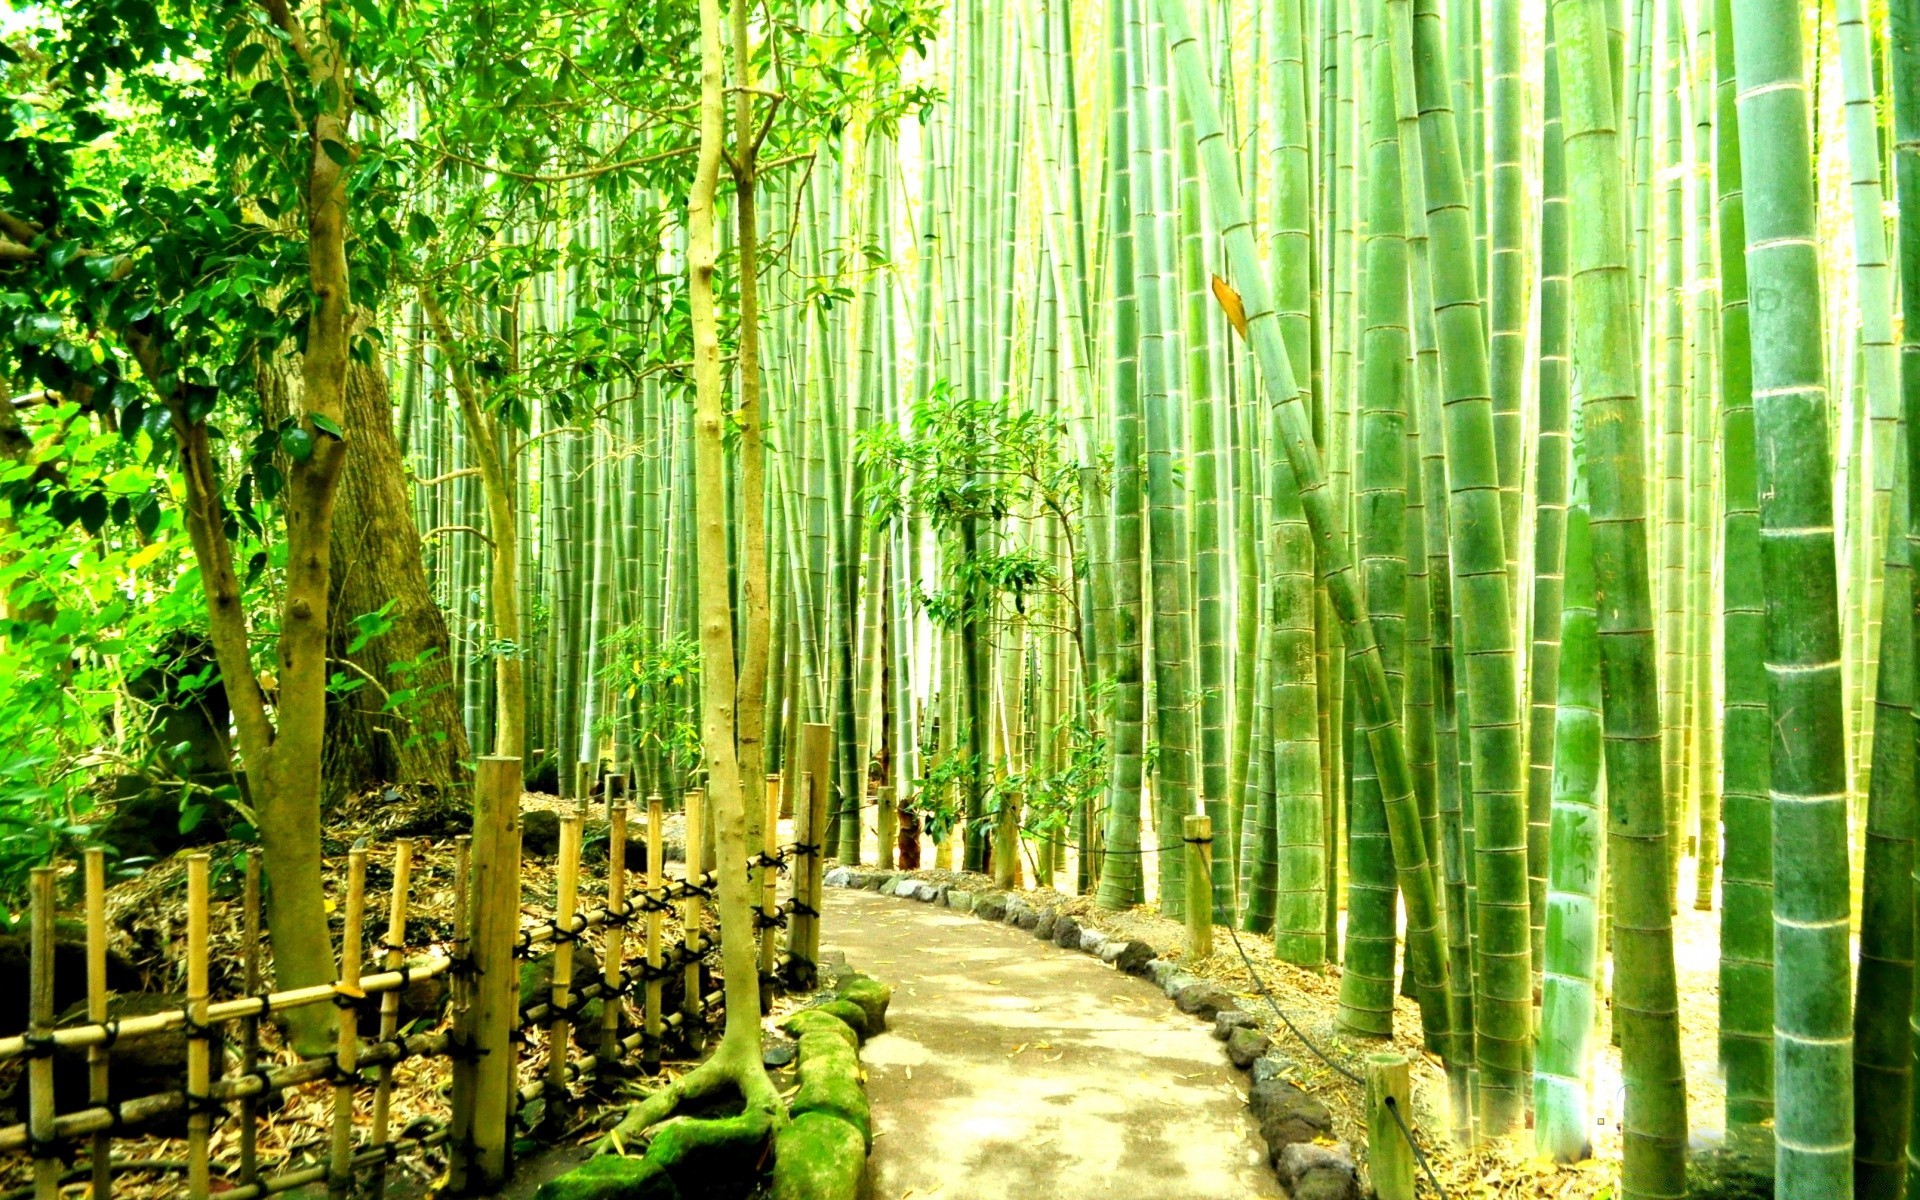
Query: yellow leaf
1211,275,1250,340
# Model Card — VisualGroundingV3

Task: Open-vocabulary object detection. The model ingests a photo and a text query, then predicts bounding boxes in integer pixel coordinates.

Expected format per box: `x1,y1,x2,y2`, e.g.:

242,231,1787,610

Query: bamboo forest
5,0,1920,1196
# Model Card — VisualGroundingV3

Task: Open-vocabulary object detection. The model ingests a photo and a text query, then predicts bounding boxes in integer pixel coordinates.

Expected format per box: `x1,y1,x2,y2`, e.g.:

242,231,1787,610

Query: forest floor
853,826,1737,1199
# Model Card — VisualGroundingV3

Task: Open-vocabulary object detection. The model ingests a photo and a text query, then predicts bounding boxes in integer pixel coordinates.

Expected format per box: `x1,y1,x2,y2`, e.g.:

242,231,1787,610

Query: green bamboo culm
1097,0,1149,911
1336,0,1411,1039
1842,0,1916,1189
1550,1,1688,1196
1267,0,1328,969
1154,0,1454,1055
1897,0,1920,1191
1533,406,1601,1165
1525,0,1573,1001
1407,0,1529,1134
1730,0,1855,1192
1711,0,1772,1157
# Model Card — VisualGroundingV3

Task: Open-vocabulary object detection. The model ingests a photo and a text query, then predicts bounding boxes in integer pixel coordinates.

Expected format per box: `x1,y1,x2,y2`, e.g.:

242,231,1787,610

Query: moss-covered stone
833,975,891,1034
780,1008,859,1048
536,1154,681,1200
809,998,870,1040
770,1112,865,1200
791,1031,870,1147
647,1108,773,1197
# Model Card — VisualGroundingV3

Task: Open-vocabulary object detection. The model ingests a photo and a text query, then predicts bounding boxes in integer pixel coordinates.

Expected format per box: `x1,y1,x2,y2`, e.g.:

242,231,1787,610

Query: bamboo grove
6,0,1920,1194
391,0,1920,1195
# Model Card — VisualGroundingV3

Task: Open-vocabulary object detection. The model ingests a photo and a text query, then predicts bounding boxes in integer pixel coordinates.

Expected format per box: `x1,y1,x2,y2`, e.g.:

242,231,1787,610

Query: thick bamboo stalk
644,792,665,1075
28,868,55,1200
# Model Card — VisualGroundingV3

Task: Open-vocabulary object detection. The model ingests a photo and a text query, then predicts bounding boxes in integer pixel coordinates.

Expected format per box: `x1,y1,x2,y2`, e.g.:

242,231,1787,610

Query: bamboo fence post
759,774,781,1006
238,852,262,1189
643,793,665,1074
601,802,629,1064
370,839,414,1200
605,770,626,823
544,814,582,1130
682,788,706,1045
1183,816,1213,962
83,849,110,1200
1366,1052,1414,1200
465,757,522,1191
445,835,474,1195
328,846,367,1200
789,769,816,985
186,854,212,1200
28,867,56,1200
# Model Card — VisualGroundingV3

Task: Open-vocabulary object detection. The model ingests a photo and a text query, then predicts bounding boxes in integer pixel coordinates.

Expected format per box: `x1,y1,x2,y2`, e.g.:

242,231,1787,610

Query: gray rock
1098,937,1128,964
1014,903,1044,931
1052,915,1082,948
1112,940,1155,974
1032,908,1057,940
1145,959,1180,989
762,1038,797,1068
1077,928,1110,956
1161,970,1201,999
1227,1026,1272,1069
1214,1009,1258,1040
868,873,894,891
946,889,975,912
1276,1142,1356,1200
973,893,1009,922
824,866,856,888
1249,1054,1293,1085
1003,896,1031,926
1175,981,1238,1020
1249,1078,1333,1164
912,882,945,904
893,878,921,899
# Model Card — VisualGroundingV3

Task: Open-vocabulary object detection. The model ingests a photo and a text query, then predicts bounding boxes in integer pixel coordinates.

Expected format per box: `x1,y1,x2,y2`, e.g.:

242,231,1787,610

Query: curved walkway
821,887,1280,1200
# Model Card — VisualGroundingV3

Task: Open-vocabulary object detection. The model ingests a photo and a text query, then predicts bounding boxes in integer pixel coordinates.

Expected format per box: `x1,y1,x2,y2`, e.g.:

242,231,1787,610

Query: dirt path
821,887,1281,1200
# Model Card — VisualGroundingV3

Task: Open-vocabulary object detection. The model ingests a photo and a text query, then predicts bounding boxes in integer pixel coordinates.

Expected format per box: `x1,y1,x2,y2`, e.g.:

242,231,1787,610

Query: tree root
597,1042,787,1196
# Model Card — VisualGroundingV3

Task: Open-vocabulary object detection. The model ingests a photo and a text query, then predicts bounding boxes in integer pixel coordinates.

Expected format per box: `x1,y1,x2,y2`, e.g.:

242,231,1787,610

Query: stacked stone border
825,868,1363,1200
534,970,891,1200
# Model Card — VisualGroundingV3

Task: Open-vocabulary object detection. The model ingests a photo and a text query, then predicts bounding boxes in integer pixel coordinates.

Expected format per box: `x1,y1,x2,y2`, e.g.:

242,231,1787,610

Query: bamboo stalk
84,849,110,1200
327,847,366,1200
446,835,473,1195
28,867,56,1200
682,788,705,1044
645,792,665,1075
465,757,522,1190
370,839,414,1200
546,814,582,1124
603,803,629,1064
759,776,781,1001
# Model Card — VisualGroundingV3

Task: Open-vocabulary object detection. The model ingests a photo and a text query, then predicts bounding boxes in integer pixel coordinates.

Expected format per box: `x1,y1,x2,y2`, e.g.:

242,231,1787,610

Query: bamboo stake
545,813,582,1126
185,854,212,1200
1184,816,1213,962
1366,1053,1415,1200
759,775,781,1007
465,758,521,1190
370,839,413,1200
327,846,367,1200
446,835,473,1194
238,852,263,1188
601,803,629,1064
28,867,56,1200
644,792,664,1075
84,849,110,1200
681,789,705,1044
